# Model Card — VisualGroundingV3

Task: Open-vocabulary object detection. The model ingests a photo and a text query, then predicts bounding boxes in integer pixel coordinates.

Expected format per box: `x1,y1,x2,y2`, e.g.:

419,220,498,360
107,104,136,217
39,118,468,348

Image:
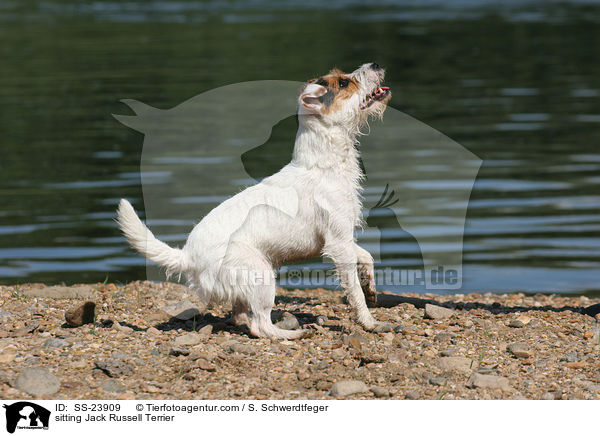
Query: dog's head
298,62,391,128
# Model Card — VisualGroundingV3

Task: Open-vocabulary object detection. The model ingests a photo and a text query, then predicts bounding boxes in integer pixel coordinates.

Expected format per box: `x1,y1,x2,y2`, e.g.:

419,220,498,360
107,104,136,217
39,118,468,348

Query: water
1,0,599,294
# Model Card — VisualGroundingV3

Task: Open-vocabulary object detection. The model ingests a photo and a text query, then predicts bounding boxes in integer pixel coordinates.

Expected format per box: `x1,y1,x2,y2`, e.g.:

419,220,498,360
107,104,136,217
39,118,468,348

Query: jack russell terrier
117,62,392,339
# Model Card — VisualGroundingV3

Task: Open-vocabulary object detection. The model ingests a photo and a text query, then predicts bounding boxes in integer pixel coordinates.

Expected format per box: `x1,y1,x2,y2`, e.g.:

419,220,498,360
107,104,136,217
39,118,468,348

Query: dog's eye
338,78,349,88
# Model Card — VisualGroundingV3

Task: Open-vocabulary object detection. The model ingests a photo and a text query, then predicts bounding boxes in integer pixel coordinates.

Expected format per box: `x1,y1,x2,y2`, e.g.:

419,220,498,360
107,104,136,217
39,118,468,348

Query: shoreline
1,282,600,400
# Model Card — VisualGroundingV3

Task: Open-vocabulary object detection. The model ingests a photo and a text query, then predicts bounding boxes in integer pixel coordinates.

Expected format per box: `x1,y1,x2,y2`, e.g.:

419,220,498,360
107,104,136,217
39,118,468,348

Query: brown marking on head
301,68,360,115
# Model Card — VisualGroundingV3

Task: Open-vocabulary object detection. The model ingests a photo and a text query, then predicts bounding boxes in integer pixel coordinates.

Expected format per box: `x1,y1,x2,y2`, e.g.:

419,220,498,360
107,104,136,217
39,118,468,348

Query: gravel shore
1,281,599,400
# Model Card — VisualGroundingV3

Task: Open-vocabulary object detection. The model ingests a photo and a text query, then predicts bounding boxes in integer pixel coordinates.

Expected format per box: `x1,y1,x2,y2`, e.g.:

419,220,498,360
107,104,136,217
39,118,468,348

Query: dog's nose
370,62,382,70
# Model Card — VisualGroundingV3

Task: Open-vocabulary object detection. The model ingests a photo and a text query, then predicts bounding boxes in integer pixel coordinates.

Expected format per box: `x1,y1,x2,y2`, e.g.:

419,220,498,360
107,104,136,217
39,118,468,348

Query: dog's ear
300,83,327,114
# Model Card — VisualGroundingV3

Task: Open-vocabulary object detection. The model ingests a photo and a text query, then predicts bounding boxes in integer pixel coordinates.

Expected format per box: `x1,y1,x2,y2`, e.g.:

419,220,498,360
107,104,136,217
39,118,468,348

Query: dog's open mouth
360,86,390,110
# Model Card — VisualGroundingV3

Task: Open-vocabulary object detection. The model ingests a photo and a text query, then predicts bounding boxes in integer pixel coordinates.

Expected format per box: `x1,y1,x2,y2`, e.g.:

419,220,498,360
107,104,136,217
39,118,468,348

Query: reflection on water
0,0,599,294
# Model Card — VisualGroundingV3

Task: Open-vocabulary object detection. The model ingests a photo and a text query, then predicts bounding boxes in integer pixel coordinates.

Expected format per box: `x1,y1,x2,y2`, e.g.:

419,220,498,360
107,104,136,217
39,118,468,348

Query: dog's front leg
355,244,377,308
324,239,378,330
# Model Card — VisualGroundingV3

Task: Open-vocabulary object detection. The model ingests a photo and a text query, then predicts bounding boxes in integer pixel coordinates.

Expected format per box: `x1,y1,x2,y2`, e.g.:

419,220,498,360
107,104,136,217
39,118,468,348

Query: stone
146,327,161,335
373,323,393,333
436,356,474,373
101,379,126,393
508,320,525,328
507,343,532,359
43,338,72,348
94,359,134,377
424,304,455,320
14,321,39,337
405,391,420,400
466,373,511,392
15,367,61,396
174,333,203,347
541,392,555,400
329,380,369,397
316,315,328,326
22,285,96,299
434,333,455,343
65,301,96,327
370,386,390,398
169,347,190,357
560,352,579,363
0,311,12,323
228,343,256,355
429,375,447,386
0,352,16,364
113,322,133,334
275,313,300,330
161,299,203,321
24,357,41,366
195,358,217,372
197,324,213,336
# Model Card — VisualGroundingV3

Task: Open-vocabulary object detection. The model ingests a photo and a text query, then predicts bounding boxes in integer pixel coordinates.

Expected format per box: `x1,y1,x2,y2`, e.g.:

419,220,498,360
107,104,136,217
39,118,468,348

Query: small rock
370,386,390,398
197,324,213,336
349,336,362,350
275,313,300,330
228,343,256,355
0,311,12,323
566,361,586,369
195,358,217,372
24,357,41,366
466,373,511,392
584,330,594,340
405,391,420,400
174,333,203,347
94,359,134,377
65,301,96,327
43,338,72,348
0,352,16,364
373,323,393,333
169,347,190,357
161,299,203,321
541,392,555,400
424,304,455,320
101,379,126,393
382,332,394,345
15,367,61,396
329,380,369,397
146,327,161,335
436,356,473,373
560,352,579,363
113,322,133,334
507,343,532,359
387,350,406,363
14,321,39,337
316,315,328,326
429,376,447,386
434,333,455,343
508,320,525,328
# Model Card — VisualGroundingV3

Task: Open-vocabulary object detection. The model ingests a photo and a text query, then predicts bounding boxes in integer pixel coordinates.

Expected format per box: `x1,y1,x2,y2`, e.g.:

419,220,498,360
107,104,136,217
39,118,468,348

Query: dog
117,62,392,339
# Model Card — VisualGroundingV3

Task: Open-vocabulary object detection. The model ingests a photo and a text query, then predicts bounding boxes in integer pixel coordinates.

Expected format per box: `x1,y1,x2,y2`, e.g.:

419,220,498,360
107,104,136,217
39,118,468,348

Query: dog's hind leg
246,270,311,340
230,299,250,326
355,244,378,308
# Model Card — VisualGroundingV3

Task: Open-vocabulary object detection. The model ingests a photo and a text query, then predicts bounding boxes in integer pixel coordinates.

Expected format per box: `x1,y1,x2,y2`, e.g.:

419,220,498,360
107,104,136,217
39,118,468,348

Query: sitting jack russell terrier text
117,62,393,339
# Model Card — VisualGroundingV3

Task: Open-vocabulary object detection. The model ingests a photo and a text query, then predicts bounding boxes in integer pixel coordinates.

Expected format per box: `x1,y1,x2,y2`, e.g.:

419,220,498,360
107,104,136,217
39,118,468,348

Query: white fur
117,63,391,339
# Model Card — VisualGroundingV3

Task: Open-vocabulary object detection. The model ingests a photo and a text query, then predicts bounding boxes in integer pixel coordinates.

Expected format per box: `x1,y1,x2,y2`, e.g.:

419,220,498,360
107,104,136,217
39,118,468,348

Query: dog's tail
116,199,187,277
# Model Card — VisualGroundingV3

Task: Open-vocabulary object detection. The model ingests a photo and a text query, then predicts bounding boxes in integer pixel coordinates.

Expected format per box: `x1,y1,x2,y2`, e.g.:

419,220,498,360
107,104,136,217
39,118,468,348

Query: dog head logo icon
3,402,51,433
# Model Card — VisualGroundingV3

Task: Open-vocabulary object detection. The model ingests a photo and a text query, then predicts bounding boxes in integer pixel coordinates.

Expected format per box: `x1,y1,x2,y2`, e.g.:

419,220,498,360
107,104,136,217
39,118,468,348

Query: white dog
117,62,392,339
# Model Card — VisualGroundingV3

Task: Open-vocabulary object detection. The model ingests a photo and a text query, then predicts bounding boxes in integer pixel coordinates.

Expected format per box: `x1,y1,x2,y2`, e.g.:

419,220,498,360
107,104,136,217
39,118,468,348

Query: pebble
329,380,369,397
94,359,135,377
370,386,390,398
228,343,256,355
508,320,525,328
560,352,579,363
147,327,161,335
161,299,203,321
169,347,190,357
382,332,394,345
101,379,126,393
507,343,532,359
434,333,455,343
0,311,12,323
65,301,96,327
405,391,420,400
113,322,134,334
43,338,72,348
316,315,328,326
174,333,203,347
0,352,16,364
275,313,300,330
424,304,455,320
436,357,474,373
429,375,447,386
194,358,217,372
15,367,61,396
197,324,213,336
466,373,511,392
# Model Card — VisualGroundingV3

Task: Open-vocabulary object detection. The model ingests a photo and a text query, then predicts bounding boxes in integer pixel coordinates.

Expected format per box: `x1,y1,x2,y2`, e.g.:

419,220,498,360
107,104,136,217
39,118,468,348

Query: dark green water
1,1,599,294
